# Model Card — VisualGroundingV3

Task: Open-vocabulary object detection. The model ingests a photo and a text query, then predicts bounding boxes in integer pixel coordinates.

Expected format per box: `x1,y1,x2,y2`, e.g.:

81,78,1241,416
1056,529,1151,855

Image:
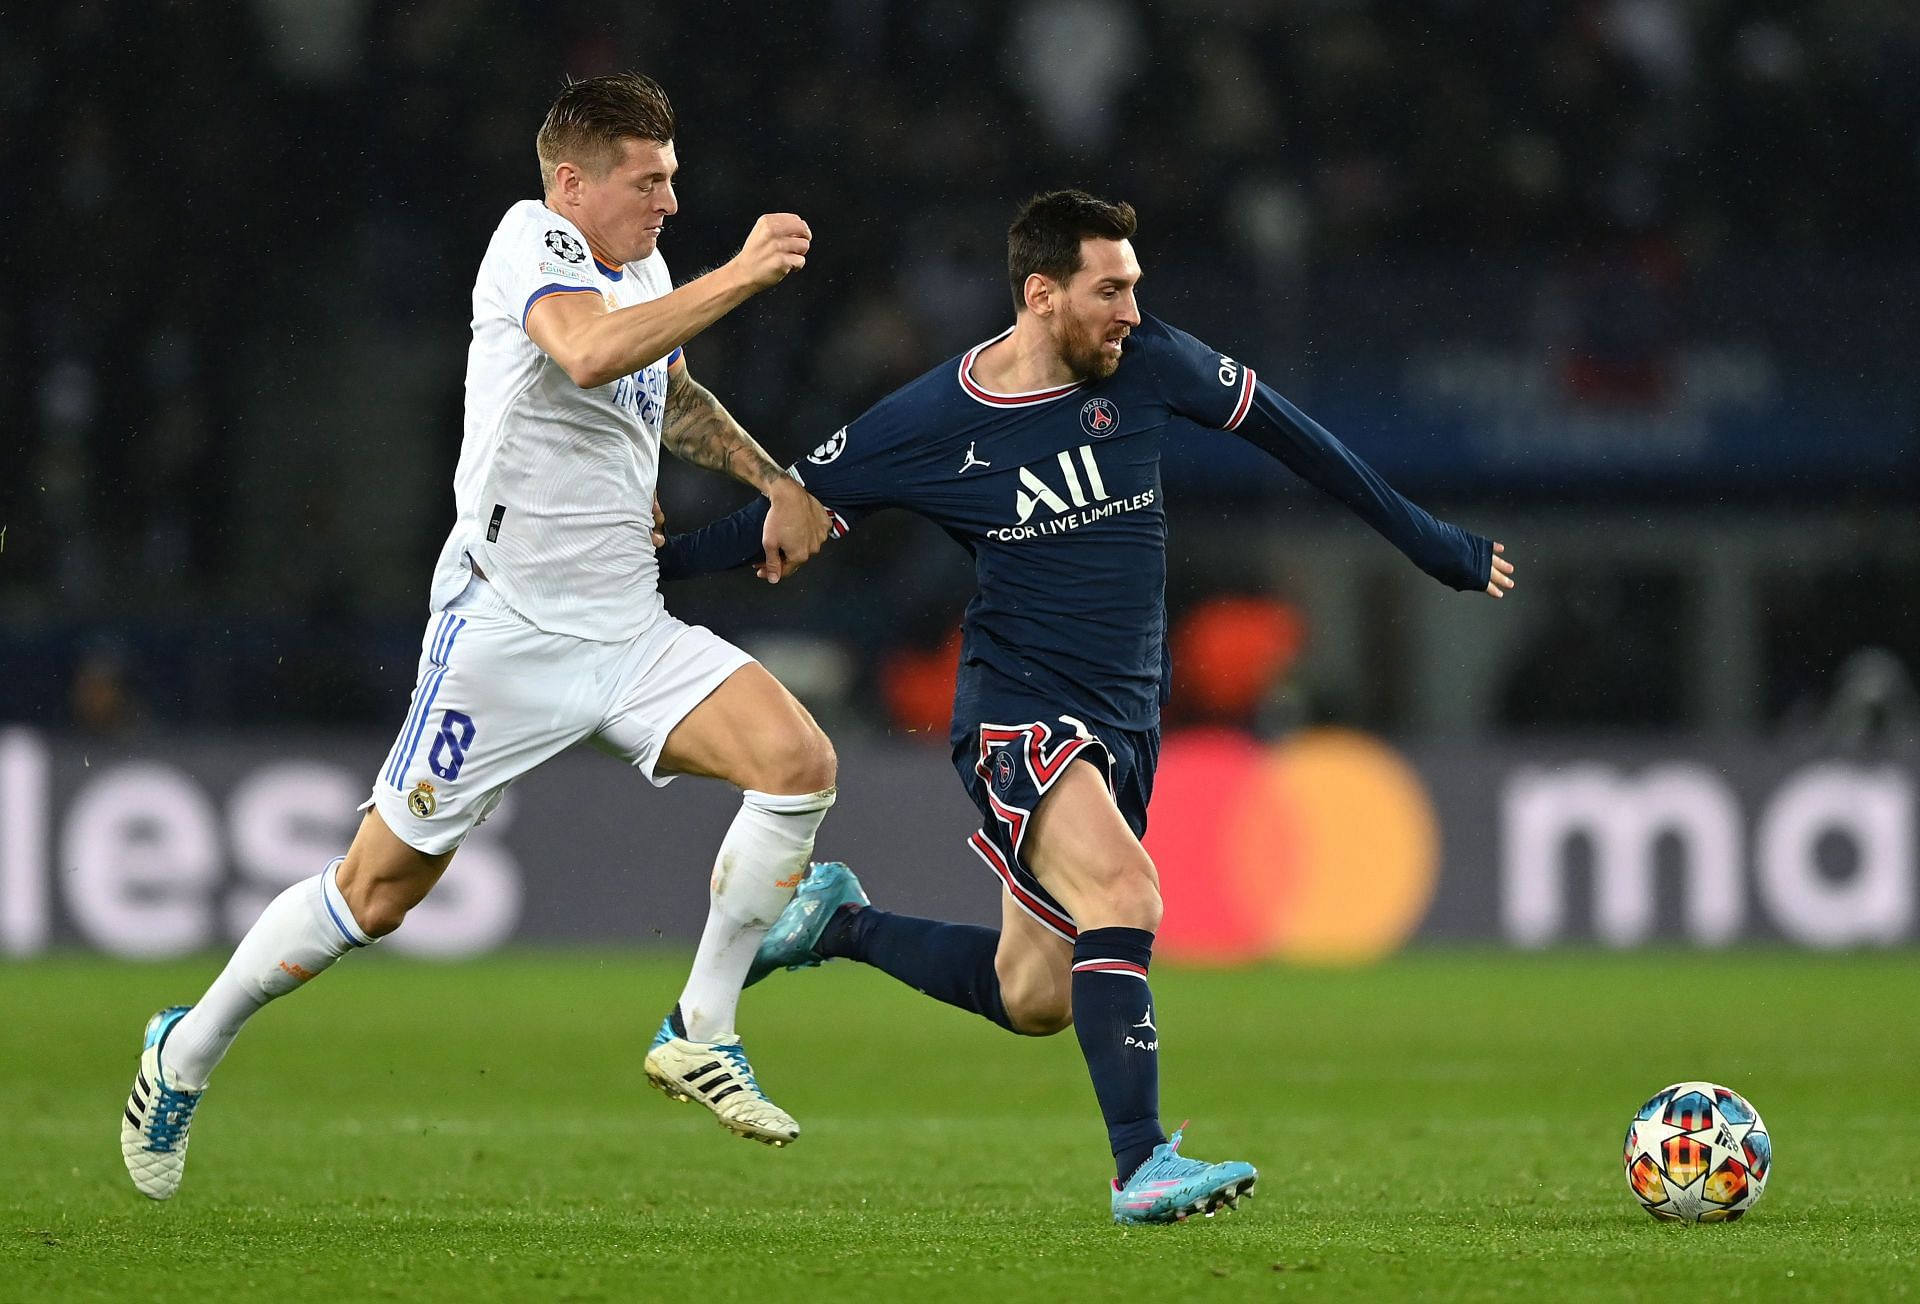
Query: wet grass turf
4,949,1916,1301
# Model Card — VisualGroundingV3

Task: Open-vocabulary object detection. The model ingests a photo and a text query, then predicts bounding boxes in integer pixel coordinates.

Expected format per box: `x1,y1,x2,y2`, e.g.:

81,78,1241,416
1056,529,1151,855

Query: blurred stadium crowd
1,0,1916,737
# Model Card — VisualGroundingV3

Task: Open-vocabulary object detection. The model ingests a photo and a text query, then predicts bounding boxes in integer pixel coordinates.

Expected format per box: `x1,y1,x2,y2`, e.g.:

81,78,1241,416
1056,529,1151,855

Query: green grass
3,950,1917,1301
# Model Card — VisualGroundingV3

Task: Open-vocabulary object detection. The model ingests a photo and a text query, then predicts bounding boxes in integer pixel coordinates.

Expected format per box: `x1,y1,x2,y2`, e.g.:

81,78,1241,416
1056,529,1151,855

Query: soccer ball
1623,1081,1771,1223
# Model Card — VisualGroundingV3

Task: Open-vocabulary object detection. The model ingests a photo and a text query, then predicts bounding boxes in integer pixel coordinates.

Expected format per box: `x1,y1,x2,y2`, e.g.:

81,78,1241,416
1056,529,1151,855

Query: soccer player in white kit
121,74,841,1199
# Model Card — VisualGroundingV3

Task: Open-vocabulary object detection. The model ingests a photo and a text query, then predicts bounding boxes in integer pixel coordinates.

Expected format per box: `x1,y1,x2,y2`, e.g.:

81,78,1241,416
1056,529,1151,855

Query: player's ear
1023,272,1055,317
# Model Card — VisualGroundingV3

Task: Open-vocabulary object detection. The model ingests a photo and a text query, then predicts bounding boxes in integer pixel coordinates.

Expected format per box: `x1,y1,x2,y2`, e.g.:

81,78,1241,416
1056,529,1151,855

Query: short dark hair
537,73,676,188
1007,190,1138,312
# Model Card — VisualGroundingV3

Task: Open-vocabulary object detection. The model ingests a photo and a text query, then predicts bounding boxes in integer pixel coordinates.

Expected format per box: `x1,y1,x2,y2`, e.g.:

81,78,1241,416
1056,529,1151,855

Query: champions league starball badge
543,229,586,263
807,427,848,465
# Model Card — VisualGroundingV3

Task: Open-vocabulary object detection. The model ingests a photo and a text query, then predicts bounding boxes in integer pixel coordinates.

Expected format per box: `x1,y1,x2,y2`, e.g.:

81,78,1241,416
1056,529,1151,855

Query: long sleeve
656,496,772,582
1233,381,1491,592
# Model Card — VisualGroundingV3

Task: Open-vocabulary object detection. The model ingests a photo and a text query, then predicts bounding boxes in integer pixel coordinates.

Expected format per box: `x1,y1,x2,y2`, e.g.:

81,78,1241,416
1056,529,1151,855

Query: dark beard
1063,331,1122,381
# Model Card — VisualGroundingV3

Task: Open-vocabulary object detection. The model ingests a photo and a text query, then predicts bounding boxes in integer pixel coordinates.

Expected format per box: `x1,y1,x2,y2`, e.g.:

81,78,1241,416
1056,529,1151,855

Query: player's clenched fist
756,478,831,584
733,213,812,291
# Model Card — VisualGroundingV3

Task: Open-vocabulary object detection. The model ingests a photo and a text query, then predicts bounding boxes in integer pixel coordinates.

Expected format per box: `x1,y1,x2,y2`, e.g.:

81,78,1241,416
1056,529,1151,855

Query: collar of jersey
957,327,1085,408
594,256,625,281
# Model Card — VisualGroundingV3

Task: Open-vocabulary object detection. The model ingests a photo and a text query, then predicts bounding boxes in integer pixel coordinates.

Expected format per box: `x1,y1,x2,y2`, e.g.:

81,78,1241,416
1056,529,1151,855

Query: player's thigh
995,892,1075,1034
1023,759,1162,929
653,661,836,794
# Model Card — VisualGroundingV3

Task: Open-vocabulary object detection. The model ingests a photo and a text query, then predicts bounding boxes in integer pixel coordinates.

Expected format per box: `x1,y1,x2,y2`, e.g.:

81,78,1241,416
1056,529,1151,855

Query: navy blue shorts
951,711,1160,941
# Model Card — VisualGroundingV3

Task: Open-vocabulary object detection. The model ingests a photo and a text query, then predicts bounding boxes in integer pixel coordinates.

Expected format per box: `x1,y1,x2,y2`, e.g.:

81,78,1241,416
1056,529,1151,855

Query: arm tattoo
661,364,785,489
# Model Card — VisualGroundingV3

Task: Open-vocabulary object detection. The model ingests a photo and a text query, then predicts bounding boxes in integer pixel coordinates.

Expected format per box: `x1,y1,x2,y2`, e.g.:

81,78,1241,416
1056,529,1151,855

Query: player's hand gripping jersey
658,315,1492,732
430,200,685,641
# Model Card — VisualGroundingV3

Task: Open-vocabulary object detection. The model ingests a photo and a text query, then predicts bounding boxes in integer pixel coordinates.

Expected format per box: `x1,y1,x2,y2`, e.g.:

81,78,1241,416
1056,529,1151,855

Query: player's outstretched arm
527,213,811,389
1234,380,1516,596
656,497,774,583
658,361,829,581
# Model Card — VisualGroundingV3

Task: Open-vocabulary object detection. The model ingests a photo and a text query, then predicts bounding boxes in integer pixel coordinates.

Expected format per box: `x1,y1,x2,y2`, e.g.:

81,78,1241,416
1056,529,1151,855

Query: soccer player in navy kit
659,191,1517,1223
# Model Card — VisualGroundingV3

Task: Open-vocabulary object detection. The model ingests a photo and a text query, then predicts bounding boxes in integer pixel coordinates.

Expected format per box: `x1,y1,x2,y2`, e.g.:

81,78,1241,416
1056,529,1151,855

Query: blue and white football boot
121,1005,206,1200
745,861,868,987
644,1015,800,1146
1110,1125,1258,1224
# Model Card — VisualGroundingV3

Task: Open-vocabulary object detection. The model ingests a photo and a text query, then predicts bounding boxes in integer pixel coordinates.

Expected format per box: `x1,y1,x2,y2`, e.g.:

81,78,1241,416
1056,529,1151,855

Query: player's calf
995,945,1074,1036
335,813,457,937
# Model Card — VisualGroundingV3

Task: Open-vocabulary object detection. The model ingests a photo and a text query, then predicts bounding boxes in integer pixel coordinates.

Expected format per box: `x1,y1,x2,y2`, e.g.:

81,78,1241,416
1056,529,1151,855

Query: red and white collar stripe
957,327,1085,408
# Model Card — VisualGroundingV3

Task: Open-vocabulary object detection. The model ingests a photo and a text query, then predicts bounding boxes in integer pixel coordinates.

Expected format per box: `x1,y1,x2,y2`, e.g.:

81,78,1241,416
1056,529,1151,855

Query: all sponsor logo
1016,446,1107,524
988,445,1156,541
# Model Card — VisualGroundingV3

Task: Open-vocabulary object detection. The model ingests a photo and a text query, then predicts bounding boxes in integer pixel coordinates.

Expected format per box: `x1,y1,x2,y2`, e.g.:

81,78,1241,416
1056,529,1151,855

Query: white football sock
675,787,835,1042
164,858,375,1087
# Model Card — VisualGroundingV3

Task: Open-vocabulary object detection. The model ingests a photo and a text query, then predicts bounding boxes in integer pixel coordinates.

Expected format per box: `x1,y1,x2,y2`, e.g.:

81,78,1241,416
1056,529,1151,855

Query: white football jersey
429,199,680,641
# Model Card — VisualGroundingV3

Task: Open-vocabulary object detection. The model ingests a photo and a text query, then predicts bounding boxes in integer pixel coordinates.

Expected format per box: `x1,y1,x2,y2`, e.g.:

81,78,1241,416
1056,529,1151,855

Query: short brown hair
1007,190,1138,312
537,73,676,189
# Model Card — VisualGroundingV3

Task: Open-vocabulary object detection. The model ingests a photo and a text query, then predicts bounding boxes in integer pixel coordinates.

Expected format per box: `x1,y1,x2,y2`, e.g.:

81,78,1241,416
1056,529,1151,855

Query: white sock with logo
674,787,836,1042
163,859,375,1088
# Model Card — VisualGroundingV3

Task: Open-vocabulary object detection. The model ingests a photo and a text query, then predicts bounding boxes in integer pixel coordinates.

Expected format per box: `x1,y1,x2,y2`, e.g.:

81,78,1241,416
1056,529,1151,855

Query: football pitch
5,950,1916,1302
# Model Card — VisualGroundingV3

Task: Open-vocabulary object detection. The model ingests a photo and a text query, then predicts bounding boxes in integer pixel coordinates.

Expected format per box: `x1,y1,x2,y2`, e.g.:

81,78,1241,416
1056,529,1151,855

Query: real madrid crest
408,780,438,818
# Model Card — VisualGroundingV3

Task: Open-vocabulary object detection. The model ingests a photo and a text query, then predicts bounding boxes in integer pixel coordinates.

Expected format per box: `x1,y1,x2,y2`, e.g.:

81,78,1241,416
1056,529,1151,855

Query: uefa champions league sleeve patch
807,427,848,465
543,229,587,263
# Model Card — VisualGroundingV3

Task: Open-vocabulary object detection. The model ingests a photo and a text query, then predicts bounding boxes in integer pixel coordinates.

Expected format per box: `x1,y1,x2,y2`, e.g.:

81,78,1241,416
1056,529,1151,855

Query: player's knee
759,719,837,794
797,725,837,791
1087,861,1163,932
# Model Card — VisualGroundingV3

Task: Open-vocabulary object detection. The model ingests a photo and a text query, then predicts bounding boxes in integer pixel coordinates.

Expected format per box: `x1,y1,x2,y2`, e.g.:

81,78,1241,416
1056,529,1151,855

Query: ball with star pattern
1623,1081,1772,1222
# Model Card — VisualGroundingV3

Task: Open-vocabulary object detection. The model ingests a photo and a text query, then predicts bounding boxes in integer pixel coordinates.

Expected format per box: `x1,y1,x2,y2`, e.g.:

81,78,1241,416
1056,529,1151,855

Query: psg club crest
543,229,586,264
1080,396,1120,438
992,750,1016,794
807,426,848,465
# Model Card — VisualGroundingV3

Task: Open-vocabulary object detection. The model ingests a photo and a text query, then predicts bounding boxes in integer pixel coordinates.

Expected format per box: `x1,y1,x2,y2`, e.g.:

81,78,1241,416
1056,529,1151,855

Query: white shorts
365,575,754,855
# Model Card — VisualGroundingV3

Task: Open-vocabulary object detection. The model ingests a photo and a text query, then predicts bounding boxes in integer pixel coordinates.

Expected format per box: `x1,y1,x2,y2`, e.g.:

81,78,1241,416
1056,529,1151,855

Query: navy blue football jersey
658,313,1491,734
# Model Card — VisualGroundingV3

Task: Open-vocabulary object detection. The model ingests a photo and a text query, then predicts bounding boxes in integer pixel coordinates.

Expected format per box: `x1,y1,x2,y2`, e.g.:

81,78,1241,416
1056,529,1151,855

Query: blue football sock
1071,926,1166,1181
819,907,1014,1032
